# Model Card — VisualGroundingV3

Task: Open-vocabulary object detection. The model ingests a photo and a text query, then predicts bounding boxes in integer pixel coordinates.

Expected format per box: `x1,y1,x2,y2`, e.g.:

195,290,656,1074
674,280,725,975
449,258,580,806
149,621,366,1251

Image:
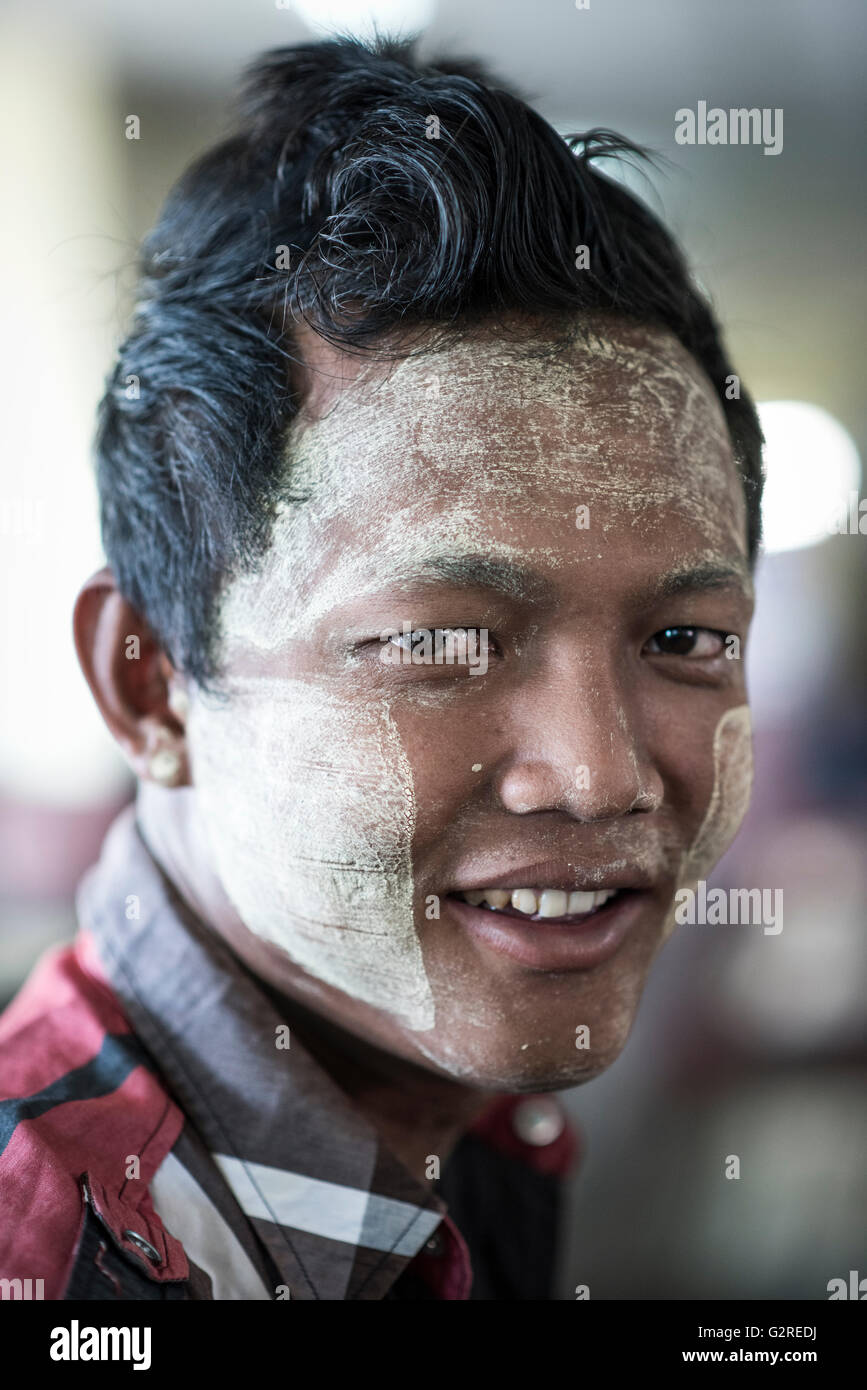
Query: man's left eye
645,627,726,658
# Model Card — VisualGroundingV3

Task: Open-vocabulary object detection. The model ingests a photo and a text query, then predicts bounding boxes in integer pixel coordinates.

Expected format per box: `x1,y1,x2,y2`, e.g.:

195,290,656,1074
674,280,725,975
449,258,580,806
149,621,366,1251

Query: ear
73,566,190,788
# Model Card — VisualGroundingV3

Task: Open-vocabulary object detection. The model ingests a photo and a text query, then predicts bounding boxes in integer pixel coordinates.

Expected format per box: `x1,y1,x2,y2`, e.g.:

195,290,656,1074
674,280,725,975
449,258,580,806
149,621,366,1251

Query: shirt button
511,1097,565,1147
423,1229,445,1255
122,1230,163,1266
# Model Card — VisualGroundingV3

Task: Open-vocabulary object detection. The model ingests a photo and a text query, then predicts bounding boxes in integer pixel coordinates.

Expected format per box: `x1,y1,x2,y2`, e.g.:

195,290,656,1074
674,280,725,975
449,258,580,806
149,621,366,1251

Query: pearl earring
167,685,189,720
148,747,182,786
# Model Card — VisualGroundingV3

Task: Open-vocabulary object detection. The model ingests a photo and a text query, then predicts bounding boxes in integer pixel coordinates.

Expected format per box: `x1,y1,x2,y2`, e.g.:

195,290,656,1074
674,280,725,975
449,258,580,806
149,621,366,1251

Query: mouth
454,885,621,924
444,882,651,971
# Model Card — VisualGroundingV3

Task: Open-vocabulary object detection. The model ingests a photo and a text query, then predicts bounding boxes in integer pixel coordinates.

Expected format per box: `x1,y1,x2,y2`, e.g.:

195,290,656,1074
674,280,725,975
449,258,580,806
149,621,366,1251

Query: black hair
95,33,764,688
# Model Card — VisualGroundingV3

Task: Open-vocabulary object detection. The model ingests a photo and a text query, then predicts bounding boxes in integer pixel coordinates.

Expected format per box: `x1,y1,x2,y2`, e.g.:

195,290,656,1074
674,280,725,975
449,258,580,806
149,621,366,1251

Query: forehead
219,318,747,646
289,316,737,508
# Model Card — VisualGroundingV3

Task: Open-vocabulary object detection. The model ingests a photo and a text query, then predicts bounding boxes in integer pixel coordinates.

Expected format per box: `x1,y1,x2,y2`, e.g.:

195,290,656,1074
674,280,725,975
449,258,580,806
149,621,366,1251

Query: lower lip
446,891,647,970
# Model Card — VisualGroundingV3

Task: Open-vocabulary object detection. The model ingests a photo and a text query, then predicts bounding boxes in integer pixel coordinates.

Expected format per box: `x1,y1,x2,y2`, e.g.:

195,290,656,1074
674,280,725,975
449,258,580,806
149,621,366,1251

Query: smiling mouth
452,886,623,925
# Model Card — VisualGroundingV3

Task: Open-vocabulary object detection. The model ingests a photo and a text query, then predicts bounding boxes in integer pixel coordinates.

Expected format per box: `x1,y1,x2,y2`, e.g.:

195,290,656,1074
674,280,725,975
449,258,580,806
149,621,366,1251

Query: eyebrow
381,552,559,605
370,552,753,606
649,561,754,603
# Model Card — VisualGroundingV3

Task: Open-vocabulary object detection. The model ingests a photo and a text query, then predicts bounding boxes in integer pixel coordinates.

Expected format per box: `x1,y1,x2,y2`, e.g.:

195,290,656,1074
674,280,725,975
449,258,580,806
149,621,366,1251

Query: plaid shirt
0,806,578,1300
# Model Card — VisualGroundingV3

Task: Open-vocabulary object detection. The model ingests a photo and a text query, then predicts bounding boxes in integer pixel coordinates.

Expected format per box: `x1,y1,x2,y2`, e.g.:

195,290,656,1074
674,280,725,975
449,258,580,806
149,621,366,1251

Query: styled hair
95,34,764,688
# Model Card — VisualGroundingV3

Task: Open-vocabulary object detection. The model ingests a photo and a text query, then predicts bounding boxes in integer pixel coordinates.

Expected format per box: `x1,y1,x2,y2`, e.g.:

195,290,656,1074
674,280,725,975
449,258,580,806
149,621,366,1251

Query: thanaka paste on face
212,319,745,658
187,677,432,1029
184,320,751,1041
659,703,754,946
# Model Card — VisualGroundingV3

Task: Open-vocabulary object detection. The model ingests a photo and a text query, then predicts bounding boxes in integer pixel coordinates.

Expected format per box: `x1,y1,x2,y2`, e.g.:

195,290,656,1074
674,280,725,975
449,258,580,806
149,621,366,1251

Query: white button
511,1098,565,1147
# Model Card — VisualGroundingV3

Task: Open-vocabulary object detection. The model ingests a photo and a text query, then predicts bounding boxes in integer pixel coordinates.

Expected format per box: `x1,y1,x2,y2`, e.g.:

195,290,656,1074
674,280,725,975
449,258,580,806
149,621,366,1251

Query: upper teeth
460,888,617,916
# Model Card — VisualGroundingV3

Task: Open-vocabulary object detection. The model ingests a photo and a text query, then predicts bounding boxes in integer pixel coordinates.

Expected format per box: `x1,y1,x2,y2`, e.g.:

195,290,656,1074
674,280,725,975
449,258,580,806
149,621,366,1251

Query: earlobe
147,746,185,787
72,567,191,788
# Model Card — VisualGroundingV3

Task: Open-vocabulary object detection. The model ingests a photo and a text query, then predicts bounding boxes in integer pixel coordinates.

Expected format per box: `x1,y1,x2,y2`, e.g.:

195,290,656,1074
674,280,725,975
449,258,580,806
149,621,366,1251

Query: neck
260,981,494,1181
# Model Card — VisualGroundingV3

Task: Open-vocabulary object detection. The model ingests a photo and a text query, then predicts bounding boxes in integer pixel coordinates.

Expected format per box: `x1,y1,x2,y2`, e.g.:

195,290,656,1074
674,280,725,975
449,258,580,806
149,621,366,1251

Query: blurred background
1,0,864,1299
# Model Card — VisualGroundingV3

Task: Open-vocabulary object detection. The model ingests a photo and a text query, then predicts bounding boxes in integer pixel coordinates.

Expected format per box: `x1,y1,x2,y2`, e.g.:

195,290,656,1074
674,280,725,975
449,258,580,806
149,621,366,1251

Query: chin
409,1021,638,1091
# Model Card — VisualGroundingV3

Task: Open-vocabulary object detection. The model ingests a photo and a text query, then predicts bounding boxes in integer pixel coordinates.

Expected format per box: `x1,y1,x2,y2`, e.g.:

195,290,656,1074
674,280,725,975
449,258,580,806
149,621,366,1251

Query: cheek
185,680,435,1031
660,704,754,943
391,689,490,833
683,704,754,877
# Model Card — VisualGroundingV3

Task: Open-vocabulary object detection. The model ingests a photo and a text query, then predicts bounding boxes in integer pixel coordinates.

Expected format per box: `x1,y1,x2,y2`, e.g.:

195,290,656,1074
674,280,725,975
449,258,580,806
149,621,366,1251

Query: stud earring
148,747,182,786
167,685,189,721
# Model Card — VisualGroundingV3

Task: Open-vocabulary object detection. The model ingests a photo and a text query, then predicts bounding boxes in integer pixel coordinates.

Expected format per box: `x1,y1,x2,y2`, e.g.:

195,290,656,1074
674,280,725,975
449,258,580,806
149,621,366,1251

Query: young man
0,35,762,1300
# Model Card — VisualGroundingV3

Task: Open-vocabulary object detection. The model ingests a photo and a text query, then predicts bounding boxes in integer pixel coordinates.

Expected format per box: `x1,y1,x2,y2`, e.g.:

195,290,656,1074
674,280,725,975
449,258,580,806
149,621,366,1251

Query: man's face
183,315,754,1090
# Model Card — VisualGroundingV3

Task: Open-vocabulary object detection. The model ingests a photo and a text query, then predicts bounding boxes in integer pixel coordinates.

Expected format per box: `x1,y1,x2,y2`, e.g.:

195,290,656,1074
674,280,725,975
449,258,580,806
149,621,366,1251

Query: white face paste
184,319,750,1041
186,678,433,1030
660,704,754,945
215,321,744,656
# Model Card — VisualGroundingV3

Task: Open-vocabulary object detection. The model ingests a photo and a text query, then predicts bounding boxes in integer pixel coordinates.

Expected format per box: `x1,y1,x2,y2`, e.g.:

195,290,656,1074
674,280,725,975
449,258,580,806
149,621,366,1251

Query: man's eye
382,627,495,657
387,628,425,653
645,626,726,658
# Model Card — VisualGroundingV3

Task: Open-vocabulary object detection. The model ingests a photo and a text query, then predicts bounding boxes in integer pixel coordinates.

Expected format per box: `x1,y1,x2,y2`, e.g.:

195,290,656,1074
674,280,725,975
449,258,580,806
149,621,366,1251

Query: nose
495,660,663,822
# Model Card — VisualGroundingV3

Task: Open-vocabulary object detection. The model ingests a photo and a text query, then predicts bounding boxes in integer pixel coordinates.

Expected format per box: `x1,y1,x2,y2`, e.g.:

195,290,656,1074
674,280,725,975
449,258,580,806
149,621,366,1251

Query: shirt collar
76,804,447,1300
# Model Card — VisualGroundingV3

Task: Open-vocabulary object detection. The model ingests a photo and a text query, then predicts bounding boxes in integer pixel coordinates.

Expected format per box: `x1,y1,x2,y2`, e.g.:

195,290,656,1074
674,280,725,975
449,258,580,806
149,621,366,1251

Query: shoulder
0,937,187,1299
